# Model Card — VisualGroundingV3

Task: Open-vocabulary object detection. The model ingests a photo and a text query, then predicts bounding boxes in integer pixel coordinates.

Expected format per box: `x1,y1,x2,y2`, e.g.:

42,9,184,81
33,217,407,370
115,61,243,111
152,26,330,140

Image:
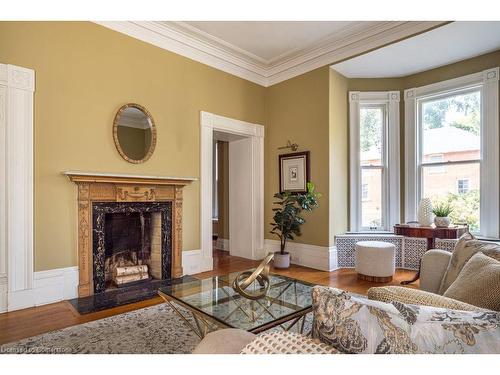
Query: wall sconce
278,140,299,152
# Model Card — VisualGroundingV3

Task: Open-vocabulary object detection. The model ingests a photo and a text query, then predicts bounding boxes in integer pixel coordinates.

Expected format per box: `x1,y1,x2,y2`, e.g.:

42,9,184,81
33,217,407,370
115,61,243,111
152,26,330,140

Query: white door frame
0,64,35,312
200,111,264,272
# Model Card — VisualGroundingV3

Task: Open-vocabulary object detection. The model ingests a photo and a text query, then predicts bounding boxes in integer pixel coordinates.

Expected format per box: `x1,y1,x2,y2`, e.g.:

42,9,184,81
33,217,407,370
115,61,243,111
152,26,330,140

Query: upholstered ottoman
355,241,395,282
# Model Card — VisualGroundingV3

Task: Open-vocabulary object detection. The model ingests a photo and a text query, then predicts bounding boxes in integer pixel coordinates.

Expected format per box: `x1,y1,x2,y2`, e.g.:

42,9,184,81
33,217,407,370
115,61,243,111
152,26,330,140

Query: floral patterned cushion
312,286,500,354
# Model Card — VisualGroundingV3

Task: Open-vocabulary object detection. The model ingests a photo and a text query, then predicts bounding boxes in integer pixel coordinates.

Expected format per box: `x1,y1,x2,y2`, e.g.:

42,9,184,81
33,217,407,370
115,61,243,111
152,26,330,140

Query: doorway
200,112,264,272
212,139,229,254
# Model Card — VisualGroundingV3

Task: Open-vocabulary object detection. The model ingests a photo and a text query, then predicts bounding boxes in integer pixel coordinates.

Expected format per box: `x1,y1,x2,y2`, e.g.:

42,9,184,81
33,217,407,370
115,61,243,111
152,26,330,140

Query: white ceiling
183,21,353,64
96,21,445,86
331,21,500,78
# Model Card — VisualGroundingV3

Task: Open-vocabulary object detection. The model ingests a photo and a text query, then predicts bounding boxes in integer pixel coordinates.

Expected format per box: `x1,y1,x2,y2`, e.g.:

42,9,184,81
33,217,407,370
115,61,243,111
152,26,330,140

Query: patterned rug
1,300,315,354
1,303,201,354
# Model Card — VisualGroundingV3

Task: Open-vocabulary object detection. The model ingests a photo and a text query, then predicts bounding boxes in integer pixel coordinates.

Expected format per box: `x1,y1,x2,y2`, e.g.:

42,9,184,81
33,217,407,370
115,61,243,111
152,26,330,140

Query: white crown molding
94,21,447,87
94,21,269,86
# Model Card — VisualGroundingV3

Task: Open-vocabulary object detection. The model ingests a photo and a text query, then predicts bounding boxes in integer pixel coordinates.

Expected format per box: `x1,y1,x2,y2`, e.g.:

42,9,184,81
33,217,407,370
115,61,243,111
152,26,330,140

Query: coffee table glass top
158,271,314,332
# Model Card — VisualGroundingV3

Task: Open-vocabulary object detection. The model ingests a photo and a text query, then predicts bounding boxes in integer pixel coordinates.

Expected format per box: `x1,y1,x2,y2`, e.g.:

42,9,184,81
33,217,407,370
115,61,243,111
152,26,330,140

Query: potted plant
433,202,453,228
270,182,321,268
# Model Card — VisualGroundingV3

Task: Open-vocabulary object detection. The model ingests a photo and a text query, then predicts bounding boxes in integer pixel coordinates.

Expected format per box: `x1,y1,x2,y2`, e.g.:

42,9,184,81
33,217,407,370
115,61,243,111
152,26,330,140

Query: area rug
1,302,314,354
1,303,201,354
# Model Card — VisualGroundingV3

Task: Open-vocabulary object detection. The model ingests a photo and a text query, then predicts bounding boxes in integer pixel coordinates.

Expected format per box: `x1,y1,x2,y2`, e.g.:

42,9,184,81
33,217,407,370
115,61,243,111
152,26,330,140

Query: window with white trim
360,105,386,229
405,68,499,237
349,91,400,232
420,89,481,231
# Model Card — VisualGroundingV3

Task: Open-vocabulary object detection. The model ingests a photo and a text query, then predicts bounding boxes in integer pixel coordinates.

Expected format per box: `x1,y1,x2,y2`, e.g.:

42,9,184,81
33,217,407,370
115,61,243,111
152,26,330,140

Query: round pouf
355,241,395,282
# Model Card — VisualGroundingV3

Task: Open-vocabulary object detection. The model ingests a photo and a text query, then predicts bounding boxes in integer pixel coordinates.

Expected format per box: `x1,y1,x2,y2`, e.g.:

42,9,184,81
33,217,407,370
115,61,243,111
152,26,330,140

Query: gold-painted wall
265,67,331,247
403,50,500,89
0,22,266,271
347,78,403,92
329,70,349,245
2,21,499,271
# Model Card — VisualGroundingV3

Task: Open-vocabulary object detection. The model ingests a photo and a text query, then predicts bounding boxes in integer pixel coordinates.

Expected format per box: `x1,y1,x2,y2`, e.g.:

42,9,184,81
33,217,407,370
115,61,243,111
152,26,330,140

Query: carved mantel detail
64,172,195,297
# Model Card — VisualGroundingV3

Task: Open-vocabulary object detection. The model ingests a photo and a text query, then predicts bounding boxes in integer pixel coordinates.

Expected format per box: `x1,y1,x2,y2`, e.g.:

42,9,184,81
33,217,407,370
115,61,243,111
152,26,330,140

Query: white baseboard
7,289,35,312
33,266,79,305
201,256,214,273
2,250,214,313
0,276,7,313
182,249,203,275
263,239,338,272
2,251,210,314
5,266,78,313
215,238,229,251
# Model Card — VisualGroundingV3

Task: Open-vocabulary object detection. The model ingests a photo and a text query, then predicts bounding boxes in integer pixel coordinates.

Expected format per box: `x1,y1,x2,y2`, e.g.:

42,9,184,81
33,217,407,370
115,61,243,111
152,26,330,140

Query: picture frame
279,151,310,194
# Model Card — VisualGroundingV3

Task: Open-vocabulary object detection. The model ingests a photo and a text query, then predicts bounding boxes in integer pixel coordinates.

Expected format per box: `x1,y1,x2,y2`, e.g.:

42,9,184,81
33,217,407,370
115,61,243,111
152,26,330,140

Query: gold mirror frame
113,103,157,164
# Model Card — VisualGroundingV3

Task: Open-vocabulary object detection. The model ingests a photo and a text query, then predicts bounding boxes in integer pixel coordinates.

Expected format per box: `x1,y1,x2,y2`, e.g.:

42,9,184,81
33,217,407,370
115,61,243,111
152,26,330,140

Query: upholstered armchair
368,237,500,311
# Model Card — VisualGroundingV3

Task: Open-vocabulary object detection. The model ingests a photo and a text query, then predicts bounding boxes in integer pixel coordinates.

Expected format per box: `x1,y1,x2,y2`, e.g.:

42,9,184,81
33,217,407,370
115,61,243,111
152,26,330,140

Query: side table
394,224,468,285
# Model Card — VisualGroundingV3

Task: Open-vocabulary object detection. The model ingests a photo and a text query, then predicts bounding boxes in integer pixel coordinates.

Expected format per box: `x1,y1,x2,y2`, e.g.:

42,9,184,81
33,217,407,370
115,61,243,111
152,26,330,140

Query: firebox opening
103,211,162,290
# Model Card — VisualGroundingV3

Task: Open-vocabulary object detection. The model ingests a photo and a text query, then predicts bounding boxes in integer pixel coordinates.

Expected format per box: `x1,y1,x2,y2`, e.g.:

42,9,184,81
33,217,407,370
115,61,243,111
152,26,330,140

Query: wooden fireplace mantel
63,171,196,297
64,171,197,185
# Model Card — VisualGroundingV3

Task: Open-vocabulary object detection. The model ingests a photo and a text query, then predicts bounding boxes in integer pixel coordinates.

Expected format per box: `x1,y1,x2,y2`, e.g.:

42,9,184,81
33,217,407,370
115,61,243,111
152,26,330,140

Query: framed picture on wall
279,151,310,193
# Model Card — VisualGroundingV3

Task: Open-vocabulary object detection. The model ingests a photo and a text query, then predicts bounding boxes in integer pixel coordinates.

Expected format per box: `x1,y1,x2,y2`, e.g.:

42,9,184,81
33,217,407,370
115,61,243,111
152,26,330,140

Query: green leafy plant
432,202,453,217
270,182,321,254
432,191,479,231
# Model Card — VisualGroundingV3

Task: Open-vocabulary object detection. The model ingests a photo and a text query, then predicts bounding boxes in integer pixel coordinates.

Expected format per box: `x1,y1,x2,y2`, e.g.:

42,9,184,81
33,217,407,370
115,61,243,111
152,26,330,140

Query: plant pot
273,251,290,269
434,216,451,228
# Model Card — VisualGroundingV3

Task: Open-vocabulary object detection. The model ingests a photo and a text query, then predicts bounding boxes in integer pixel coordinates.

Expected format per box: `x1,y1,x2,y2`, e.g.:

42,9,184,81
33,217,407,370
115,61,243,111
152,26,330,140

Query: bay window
405,68,499,237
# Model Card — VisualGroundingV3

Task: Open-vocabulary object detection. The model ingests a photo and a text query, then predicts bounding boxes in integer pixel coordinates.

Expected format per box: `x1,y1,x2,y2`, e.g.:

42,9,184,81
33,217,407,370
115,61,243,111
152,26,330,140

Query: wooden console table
394,224,468,285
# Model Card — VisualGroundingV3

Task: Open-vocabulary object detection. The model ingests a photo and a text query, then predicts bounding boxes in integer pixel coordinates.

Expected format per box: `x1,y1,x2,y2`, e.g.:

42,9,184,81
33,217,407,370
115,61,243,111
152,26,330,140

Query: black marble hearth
68,276,195,314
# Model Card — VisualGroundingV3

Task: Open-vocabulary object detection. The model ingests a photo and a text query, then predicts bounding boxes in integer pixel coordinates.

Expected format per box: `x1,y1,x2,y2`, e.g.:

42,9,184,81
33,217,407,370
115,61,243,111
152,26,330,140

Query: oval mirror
113,103,156,163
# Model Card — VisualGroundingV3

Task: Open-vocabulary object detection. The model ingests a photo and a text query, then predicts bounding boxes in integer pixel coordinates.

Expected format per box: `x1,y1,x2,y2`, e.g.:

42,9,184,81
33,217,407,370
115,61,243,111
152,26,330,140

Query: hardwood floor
0,250,417,345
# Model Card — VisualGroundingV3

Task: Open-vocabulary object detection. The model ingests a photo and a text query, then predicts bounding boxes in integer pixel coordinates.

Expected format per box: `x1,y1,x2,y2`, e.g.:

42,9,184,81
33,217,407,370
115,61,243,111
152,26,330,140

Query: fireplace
65,172,194,298
92,202,172,293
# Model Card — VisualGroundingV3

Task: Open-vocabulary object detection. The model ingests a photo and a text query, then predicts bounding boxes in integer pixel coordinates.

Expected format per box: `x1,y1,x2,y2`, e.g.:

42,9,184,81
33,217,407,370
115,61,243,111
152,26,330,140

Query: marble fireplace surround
92,201,171,294
65,171,195,298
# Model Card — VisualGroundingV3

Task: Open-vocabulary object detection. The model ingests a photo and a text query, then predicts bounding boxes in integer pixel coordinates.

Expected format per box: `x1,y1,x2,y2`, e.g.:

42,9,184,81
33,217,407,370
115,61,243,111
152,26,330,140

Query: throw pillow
443,252,500,311
241,331,338,354
438,234,500,294
312,286,500,354
368,286,483,311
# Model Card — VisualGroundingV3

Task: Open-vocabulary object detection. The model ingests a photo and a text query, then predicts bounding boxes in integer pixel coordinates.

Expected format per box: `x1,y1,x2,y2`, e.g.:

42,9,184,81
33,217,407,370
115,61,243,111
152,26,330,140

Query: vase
417,198,434,226
434,216,451,228
273,251,290,268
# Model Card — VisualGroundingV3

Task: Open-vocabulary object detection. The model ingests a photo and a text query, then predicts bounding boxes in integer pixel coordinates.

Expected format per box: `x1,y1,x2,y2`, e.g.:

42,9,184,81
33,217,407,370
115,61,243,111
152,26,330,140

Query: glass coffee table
158,271,314,338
